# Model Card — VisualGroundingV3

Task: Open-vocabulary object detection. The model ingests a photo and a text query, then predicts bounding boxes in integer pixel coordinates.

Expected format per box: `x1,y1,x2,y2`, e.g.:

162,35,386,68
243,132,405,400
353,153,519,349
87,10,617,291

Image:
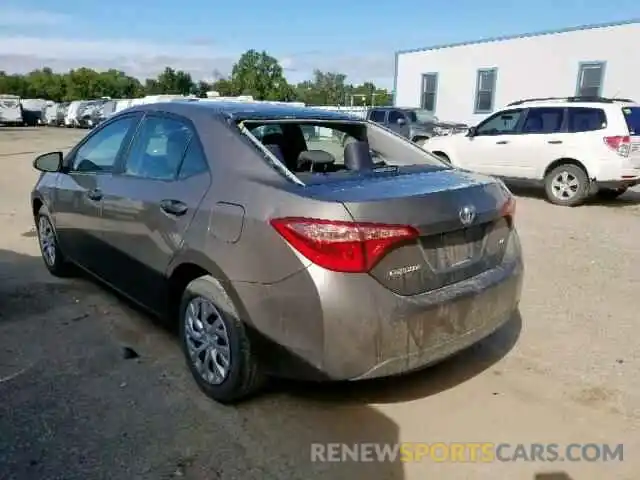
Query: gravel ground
0,127,639,479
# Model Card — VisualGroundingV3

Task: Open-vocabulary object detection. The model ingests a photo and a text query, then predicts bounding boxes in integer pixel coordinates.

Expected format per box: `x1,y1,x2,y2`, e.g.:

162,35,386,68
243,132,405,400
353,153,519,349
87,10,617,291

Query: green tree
0,50,392,105
155,67,195,95
230,50,291,100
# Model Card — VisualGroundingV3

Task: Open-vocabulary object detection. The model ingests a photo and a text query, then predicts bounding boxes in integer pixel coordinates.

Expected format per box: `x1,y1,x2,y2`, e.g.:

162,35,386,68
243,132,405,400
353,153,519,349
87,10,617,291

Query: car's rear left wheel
544,164,590,207
36,206,74,277
180,275,265,404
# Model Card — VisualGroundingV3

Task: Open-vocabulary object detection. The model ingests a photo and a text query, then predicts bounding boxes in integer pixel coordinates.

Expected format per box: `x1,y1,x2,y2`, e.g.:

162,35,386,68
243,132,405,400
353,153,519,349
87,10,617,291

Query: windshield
407,109,438,124
622,106,640,135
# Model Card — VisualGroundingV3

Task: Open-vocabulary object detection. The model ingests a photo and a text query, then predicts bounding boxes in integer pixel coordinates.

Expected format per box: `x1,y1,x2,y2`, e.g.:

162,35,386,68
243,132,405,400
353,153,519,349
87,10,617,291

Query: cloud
0,35,394,87
0,8,71,26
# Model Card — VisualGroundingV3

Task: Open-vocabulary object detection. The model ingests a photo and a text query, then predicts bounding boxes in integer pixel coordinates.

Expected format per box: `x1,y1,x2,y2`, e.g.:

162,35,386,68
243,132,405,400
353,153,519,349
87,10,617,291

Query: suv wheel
544,164,590,206
597,187,628,200
180,275,265,404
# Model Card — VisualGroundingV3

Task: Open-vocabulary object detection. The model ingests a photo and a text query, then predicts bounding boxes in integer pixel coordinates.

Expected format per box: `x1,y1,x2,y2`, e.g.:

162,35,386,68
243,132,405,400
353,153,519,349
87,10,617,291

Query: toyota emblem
459,205,476,226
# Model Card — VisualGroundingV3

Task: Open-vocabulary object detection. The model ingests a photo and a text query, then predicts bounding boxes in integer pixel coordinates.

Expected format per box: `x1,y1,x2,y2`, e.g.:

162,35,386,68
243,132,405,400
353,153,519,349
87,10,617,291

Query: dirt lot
1,127,639,480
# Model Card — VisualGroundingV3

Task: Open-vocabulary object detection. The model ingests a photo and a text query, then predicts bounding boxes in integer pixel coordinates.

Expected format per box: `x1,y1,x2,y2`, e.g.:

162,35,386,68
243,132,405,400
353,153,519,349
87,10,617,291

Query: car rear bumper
234,230,524,381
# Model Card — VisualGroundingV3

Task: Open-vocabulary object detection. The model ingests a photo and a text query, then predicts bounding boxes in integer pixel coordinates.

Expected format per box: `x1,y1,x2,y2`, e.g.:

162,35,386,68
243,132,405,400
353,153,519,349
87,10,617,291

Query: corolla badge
459,205,476,226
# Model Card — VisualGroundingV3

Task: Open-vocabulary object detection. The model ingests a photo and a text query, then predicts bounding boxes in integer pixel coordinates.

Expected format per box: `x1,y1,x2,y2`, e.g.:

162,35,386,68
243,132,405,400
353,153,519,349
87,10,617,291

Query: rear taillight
270,217,419,273
604,135,631,157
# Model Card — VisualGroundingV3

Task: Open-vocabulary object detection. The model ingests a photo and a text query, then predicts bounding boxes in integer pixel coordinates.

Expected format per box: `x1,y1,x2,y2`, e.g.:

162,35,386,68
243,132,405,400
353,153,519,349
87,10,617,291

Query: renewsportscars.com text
310,442,624,463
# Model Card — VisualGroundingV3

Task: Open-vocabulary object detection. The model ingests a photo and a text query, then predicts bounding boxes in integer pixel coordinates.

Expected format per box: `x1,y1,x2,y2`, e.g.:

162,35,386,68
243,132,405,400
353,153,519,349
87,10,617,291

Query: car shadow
534,472,574,480
0,248,406,479
278,310,522,405
507,184,640,207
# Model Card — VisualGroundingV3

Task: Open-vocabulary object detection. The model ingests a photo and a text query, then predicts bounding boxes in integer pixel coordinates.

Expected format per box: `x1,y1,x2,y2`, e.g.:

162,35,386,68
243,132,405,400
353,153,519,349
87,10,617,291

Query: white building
394,19,640,125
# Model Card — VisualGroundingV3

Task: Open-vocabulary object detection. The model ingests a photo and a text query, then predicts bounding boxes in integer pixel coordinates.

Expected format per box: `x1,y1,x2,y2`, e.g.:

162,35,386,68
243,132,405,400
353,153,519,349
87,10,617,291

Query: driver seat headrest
344,140,374,171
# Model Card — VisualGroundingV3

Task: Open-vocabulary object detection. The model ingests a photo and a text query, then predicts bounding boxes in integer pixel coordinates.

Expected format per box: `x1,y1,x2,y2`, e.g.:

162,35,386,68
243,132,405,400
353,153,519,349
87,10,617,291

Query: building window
474,68,497,114
576,62,605,97
420,73,438,113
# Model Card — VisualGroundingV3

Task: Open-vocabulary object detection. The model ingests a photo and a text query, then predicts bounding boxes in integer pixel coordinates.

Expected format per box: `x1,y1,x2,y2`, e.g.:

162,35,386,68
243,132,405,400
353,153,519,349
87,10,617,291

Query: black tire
544,164,590,207
36,205,75,277
597,187,628,200
179,275,265,404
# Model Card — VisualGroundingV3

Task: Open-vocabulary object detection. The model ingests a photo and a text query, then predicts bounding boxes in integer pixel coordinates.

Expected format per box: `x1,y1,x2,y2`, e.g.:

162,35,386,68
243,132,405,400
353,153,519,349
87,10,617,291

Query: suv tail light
604,135,631,157
270,217,419,273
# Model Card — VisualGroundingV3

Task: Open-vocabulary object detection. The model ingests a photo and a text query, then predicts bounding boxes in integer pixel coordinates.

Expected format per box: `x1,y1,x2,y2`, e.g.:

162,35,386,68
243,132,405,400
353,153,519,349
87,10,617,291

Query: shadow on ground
508,184,640,207
0,248,405,479
534,473,574,480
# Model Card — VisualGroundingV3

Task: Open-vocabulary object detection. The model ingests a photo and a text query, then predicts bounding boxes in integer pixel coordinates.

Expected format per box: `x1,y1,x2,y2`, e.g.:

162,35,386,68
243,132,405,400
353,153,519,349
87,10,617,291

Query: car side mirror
396,118,407,126
33,151,63,172
466,126,477,137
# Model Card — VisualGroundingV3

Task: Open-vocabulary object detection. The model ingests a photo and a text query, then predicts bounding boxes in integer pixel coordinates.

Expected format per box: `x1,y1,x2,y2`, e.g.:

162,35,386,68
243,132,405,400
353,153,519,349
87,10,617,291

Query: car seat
344,140,374,171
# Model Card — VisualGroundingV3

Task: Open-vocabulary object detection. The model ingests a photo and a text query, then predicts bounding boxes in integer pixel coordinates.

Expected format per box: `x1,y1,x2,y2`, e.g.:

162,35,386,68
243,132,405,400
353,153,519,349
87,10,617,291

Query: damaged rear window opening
237,117,451,185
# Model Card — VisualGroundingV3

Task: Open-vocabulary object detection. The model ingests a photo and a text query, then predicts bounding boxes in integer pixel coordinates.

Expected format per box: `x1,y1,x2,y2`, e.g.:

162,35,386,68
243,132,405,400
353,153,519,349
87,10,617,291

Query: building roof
392,18,640,105
395,19,640,57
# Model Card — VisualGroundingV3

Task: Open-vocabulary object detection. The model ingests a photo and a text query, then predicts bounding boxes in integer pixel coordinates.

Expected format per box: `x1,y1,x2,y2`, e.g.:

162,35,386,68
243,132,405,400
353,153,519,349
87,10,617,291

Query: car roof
370,106,421,111
507,100,640,109
129,100,363,121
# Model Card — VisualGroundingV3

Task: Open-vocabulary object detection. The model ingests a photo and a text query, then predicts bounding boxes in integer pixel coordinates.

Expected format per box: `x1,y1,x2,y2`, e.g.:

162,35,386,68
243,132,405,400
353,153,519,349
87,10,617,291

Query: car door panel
458,109,526,176
504,107,567,178
98,114,211,313
53,114,141,273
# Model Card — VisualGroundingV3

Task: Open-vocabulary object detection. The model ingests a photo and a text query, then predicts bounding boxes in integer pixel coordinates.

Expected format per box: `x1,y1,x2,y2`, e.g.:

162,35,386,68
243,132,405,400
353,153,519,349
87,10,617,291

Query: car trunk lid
301,168,514,295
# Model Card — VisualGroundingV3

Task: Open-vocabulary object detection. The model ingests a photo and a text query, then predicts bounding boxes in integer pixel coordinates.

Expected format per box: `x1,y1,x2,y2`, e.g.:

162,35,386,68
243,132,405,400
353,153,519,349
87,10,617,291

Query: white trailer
0,94,23,125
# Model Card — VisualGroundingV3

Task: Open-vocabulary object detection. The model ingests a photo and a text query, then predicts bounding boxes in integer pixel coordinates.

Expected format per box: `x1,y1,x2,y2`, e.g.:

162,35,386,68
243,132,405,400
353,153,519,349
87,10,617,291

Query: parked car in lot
367,106,469,147
425,96,640,206
21,98,49,126
31,101,523,403
77,99,110,128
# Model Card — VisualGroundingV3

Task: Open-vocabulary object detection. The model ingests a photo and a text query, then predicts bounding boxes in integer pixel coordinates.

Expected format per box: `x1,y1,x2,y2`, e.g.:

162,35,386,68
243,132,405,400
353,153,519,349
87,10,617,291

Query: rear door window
567,108,607,133
123,116,193,180
621,107,640,135
521,107,565,134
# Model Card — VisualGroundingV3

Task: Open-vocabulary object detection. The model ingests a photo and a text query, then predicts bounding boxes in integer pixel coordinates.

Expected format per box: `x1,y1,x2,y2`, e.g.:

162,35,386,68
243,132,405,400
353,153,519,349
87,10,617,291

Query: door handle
160,199,188,216
548,140,563,144
496,140,509,145
86,189,103,201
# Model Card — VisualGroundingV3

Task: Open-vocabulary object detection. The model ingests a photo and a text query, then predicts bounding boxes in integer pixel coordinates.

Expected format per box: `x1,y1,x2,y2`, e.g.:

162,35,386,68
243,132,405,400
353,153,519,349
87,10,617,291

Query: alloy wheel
551,170,580,200
184,296,231,385
38,216,56,267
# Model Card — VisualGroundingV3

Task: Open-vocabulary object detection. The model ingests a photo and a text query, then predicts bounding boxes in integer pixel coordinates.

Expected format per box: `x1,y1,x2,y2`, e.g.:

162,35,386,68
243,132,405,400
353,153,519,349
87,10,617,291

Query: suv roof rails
507,96,635,106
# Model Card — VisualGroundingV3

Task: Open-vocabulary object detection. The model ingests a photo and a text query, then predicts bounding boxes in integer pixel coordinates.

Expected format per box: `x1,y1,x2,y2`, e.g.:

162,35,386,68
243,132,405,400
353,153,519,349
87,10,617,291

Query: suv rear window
622,107,640,135
567,107,606,133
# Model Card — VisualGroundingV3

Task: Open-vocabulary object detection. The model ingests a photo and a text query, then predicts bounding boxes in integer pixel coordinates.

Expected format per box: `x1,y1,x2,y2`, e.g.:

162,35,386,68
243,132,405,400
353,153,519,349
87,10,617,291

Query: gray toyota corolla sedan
31,100,523,403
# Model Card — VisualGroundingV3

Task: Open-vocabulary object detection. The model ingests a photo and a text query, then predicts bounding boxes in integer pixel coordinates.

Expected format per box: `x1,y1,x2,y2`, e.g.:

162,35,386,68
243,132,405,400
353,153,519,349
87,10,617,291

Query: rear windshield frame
621,106,640,135
237,117,449,186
